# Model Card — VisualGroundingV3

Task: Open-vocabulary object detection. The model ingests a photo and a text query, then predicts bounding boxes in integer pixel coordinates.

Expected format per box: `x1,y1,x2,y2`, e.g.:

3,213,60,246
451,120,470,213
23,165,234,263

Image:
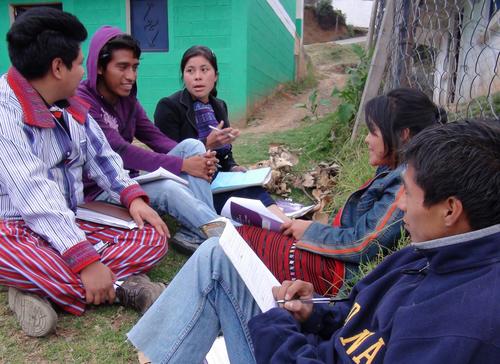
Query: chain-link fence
354,0,499,137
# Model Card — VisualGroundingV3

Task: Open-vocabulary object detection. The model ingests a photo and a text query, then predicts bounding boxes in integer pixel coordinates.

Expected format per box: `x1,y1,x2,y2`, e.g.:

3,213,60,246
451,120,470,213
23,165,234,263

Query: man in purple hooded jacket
78,26,219,253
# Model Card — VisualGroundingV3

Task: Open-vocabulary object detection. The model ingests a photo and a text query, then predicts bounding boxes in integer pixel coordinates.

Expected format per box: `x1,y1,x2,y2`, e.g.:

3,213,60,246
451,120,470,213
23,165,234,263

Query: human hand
280,219,313,240
182,154,215,181
129,198,170,237
272,280,314,322
230,165,248,172
80,261,116,305
206,121,240,149
203,150,219,177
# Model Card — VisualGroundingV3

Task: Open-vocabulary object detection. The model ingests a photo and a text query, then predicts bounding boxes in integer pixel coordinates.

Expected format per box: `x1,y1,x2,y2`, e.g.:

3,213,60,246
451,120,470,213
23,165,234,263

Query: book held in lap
221,197,283,232
133,167,188,186
76,201,137,229
211,167,272,194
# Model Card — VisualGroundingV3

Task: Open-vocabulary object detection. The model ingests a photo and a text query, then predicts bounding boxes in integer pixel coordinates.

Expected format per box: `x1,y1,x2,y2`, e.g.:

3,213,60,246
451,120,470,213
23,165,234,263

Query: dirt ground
238,42,361,136
303,7,348,45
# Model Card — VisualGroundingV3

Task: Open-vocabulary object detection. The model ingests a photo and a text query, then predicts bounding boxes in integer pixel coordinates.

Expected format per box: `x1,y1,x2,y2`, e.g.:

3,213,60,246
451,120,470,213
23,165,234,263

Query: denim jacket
297,164,405,267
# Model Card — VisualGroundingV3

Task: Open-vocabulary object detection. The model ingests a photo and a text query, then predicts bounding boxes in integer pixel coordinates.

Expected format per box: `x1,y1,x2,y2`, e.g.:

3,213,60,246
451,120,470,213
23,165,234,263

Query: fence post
366,0,380,51
350,0,394,142
387,0,414,91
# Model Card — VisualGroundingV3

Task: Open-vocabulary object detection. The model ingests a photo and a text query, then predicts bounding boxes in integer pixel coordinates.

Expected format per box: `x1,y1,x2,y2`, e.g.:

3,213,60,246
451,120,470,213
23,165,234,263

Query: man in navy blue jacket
128,119,500,363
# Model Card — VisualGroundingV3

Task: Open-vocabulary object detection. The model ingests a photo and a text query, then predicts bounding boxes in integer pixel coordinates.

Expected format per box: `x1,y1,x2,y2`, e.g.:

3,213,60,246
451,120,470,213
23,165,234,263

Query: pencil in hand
275,297,349,305
209,124,235,138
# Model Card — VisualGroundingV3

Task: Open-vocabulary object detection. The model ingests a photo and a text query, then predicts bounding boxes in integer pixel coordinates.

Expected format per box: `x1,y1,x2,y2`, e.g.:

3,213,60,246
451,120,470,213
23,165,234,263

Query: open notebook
221,197,283,232
133,167,188,186
205,218,280,363
211,167,272,194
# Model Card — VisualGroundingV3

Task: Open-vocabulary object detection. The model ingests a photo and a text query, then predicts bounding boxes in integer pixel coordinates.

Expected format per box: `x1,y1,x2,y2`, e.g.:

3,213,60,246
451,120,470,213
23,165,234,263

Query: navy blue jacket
249,224,500,363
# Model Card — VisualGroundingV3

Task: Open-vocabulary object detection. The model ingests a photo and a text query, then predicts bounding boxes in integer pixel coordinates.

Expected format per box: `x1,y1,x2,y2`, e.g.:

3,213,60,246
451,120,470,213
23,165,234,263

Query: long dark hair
365,88,447,168
180,45,219,97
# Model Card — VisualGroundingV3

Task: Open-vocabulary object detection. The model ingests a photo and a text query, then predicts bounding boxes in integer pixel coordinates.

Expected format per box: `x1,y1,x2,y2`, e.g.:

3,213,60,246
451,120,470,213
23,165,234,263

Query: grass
0,251,189,363
281,59,317,96
305,42,360,69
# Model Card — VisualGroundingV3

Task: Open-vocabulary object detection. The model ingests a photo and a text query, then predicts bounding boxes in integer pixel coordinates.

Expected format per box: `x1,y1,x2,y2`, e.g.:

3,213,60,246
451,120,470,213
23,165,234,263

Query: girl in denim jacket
238,88,446,295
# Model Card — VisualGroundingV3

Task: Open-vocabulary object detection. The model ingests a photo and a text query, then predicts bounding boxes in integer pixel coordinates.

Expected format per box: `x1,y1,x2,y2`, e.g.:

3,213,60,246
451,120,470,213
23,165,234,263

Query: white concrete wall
331,0,373,28
455,2,500,102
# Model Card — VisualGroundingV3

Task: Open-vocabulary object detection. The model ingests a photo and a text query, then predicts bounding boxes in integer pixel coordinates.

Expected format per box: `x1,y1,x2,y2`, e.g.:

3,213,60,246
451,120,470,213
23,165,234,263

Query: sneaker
116,277,165,314
200,220,227,238
124,273,151,285
8,287,57,337
169,230,204,255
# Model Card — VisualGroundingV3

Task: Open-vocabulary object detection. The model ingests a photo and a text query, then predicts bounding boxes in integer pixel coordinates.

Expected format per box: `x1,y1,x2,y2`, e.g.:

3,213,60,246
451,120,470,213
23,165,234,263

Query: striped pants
0,220,168,315
237,225,345,296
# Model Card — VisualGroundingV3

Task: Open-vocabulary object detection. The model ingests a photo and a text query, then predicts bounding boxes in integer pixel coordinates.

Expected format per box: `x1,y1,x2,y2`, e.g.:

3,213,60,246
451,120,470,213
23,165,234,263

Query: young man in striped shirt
0,7,170,337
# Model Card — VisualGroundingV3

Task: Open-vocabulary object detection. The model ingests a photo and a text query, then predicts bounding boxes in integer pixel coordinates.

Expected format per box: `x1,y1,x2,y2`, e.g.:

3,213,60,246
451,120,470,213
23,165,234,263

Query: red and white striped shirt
0,68,148,272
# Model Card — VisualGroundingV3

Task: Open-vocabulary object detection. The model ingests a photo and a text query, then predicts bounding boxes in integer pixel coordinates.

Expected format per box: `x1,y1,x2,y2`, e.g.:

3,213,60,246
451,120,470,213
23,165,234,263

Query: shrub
315,0,346,30
331,44,371,128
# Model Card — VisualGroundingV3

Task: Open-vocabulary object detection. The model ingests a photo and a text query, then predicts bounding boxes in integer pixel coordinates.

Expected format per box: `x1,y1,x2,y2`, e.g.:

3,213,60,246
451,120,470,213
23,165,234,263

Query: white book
217,217,279,312
211,167,272,194
133,167,188,186
204,219,280,363
205,337,230,364
76,201,138,229
221,197,283,232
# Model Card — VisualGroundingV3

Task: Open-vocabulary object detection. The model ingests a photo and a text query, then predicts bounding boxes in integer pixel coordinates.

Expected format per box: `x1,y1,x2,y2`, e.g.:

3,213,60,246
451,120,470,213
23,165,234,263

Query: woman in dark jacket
154,45,287,219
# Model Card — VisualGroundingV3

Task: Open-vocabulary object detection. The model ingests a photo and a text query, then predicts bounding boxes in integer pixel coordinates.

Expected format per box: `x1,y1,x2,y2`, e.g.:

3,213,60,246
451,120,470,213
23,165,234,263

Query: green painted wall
280,0,296,19
0,0,297,120
247,0,296,106
296,18,303,37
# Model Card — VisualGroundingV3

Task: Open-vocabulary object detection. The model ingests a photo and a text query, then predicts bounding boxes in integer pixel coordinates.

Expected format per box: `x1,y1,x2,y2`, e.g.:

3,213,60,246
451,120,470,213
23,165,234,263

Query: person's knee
178,138,206,156
149,179,187,202
139,225,169,251
195,237,234,270
193,237,219,255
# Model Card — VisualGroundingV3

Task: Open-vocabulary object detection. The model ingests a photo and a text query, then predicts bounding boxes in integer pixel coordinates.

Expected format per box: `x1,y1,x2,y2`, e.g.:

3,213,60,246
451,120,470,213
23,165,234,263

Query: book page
76,202,137,229
211,167,271,193
221,197,283,232
134,167,188,186
218,218,279,312
205,337,230,364
276,199,316,218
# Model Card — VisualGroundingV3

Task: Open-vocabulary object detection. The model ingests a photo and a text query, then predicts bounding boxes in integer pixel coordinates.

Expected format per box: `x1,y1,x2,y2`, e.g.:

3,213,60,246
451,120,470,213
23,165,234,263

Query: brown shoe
200,220,227,238
116,277,165,314
125,273,152,285
8,287,57,337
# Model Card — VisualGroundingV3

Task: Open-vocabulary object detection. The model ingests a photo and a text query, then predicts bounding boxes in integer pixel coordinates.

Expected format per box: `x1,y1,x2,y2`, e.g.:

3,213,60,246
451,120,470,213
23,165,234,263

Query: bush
331,44,371,128
315,0,346,30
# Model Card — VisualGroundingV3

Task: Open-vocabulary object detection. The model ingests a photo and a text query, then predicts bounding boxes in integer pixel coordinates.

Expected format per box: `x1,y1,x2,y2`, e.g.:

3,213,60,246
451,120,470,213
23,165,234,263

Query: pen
275,297,349,305
209,125,235,138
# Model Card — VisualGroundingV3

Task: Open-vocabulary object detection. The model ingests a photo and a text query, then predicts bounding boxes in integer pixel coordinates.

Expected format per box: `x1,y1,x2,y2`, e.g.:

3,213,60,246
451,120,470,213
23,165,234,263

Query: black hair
98,34,141,71
365,88,447,168
180,45,219,97
402,119,500,230
6,7,87,80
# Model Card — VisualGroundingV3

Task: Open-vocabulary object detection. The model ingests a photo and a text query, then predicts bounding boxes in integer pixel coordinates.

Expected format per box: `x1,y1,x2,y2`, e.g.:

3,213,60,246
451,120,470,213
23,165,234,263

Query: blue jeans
127,238,261,363
100,139,218,241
